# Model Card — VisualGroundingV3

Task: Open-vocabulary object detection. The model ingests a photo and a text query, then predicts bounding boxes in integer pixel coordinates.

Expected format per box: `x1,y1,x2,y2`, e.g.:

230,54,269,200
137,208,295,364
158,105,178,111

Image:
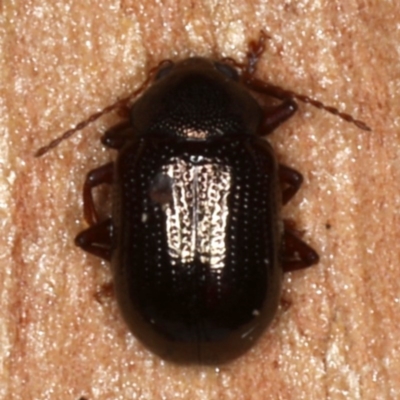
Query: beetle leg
101,121,133,149
279,167,318,270
83,162,114,225
282,223,319,271
279,164,303,205
258,99,298,135
75,218,113,261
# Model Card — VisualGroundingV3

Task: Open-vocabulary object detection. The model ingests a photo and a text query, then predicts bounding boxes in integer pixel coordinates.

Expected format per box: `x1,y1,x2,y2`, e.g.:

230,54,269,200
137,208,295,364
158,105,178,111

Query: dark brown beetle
37,32,369,364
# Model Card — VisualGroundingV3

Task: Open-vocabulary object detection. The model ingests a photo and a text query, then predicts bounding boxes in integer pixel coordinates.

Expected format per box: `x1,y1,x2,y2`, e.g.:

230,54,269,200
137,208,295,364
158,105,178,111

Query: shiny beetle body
113,59,282,363
69,33,370,364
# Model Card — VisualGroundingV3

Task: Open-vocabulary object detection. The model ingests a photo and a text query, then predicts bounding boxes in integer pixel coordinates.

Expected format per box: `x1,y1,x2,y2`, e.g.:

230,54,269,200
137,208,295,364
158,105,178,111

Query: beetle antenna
35,64,161,157
286,89,371,131
245,78,371,131
240,30,371,131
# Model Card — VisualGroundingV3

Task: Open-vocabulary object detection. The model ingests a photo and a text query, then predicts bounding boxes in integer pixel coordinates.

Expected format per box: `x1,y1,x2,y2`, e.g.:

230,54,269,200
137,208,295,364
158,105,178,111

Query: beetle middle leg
278,164,319,271
279,164,303,205
83,162,114,225
75,161,114,260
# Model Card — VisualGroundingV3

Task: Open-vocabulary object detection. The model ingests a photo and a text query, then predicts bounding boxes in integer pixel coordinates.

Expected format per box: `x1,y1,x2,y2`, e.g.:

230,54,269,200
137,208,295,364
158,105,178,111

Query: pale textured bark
1,1,399,399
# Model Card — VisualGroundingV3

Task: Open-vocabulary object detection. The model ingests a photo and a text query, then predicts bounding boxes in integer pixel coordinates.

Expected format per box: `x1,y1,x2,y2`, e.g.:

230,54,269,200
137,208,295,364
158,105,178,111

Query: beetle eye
214,62,239,81
155,61,174,80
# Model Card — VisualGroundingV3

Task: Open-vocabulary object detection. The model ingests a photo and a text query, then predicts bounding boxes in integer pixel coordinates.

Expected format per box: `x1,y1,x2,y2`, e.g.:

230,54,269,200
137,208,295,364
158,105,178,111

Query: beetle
36,32,369,364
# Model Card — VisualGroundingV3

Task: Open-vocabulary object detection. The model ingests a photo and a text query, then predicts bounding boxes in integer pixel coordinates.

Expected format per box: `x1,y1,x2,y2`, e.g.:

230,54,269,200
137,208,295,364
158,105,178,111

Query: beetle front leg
258,98,298,136
83,162,114,225
75,218,113,261
279,164,303,205
282,223,319,272
101,120,133,149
